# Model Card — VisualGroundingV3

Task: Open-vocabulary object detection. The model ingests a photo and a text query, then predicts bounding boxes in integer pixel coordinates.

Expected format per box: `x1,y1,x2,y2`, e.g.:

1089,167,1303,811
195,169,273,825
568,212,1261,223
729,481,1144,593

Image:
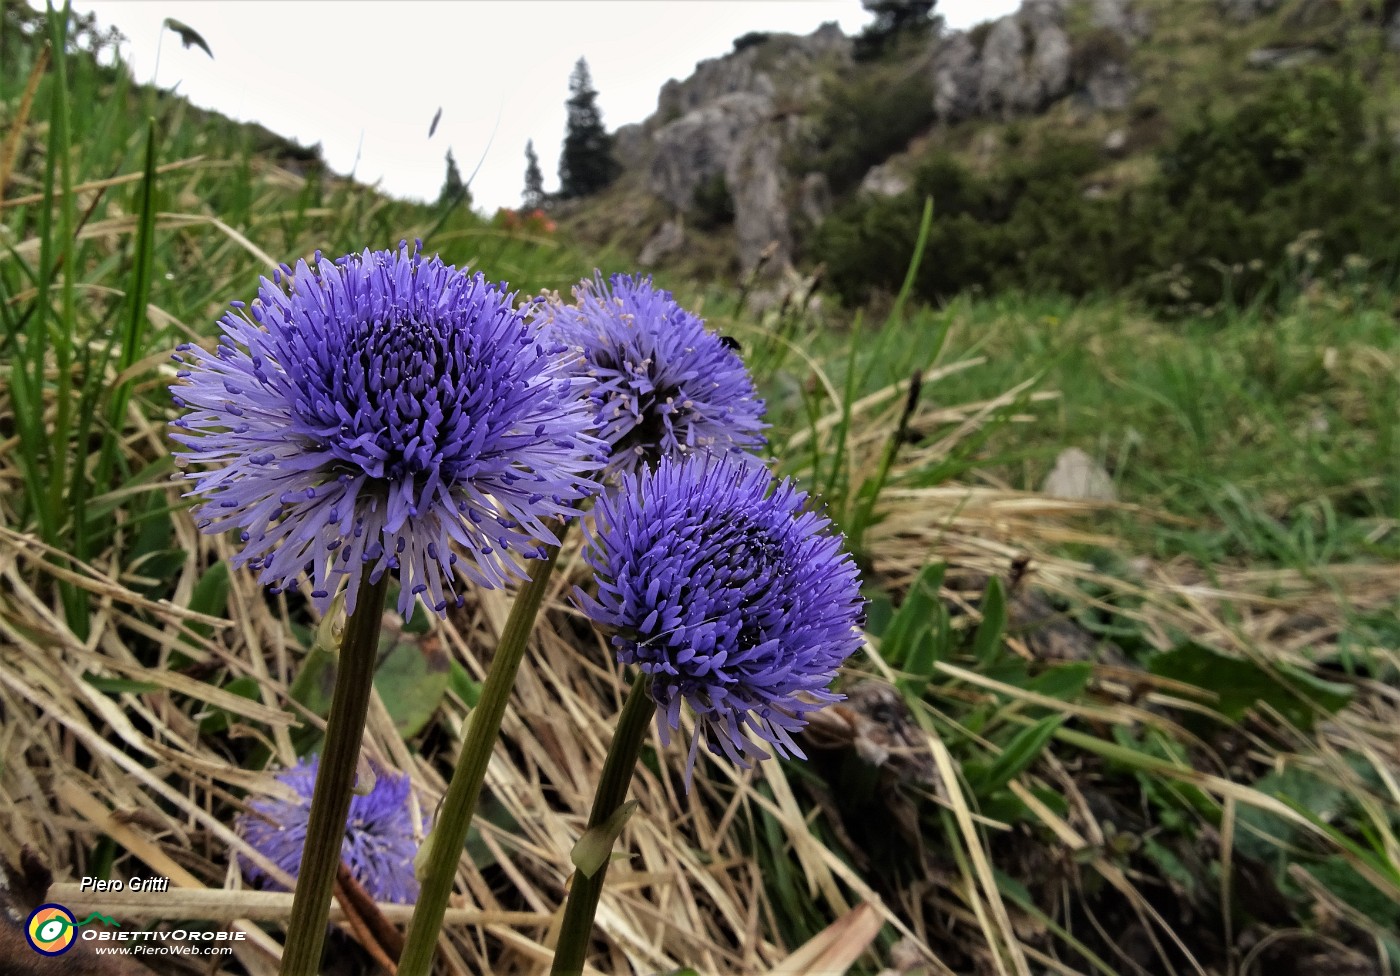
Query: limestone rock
1092,0,1152,39
935,0,1078,121
859,162,911,198
799,172,833,225
931,31,981,123
1041,448,1117,502
649,92,771,211
612,123,647,170
638,24,851,272
729,123,792,272
978,17,1028,115
1084,59,1135,110
638,219,685,267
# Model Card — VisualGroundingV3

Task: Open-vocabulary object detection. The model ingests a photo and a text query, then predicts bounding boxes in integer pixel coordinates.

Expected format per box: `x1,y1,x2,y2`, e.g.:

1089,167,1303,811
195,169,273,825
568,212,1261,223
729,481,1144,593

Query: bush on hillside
808,65,936,194
811,67,1400,312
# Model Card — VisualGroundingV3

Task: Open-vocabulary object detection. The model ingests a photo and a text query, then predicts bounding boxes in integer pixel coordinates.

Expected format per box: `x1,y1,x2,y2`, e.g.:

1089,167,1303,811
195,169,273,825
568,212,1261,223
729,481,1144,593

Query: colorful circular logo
26,903,77,956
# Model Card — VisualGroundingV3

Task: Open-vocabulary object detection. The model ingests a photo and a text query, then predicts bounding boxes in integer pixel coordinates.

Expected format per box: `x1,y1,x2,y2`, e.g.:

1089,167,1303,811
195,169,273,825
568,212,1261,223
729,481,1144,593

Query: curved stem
397,540,565,976
550,676,655,976
279,571,389,976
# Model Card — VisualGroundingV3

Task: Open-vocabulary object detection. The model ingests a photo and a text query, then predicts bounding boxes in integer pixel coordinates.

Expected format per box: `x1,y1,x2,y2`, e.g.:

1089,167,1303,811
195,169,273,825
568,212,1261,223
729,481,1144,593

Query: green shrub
808,65,936,193
811,67,1400,313
732,31,771,53
691,171,735,229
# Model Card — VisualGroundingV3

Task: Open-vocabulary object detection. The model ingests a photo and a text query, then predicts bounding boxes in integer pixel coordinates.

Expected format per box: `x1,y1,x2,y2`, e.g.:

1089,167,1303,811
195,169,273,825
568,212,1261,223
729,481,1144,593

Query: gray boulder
1041,448,1117,502
859,162,911,198
638,219,685,267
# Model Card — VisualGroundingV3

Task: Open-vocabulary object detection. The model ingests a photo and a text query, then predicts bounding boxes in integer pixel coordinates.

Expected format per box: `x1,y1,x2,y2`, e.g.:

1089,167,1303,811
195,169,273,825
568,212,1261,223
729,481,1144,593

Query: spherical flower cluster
540,272,765,478
237,758,420,904
171,244,603,617
578,454,864,784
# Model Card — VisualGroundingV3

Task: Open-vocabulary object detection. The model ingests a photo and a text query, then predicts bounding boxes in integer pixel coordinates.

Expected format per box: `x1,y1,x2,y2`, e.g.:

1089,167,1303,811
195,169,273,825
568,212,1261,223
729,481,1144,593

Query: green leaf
1305,856,1400,928
1025,662,1094,702
898,603,949,698
82,673,160,694
861,588,894,638
1148,641,1353,732
1235,765,1346,861
185,560,230,640
374,631,450,739
882,562,944,667
969,714,1065,796
973,576,1007,666
448,661,481,709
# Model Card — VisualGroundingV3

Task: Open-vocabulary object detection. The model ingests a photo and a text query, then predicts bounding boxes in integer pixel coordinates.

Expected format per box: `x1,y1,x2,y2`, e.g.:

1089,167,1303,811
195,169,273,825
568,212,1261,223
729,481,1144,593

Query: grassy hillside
2,6,1398,976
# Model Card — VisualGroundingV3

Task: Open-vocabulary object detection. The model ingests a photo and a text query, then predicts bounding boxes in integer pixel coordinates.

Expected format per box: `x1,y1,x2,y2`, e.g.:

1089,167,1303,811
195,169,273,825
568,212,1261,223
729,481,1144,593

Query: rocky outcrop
932,0,1127,122
632,24,851,272
649,93,770,211
597,0,1159,274
931,31,980,122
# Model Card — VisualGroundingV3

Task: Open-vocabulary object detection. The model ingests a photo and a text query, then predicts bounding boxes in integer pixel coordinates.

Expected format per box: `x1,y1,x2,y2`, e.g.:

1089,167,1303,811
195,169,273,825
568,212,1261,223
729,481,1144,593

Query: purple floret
237,758,421,904
171,243,604,617
538,272,765,478
578,454,864,786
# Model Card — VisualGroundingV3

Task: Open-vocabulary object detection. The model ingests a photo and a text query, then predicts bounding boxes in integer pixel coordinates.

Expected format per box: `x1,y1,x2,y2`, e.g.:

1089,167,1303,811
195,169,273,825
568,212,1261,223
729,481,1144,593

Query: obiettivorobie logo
24,903,118,956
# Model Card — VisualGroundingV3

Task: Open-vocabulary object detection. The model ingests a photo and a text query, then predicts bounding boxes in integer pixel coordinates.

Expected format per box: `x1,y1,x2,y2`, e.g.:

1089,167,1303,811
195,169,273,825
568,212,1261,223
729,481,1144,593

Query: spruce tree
854,0,938,60
437,149,470,208
559,57,620,199
523,139,546,209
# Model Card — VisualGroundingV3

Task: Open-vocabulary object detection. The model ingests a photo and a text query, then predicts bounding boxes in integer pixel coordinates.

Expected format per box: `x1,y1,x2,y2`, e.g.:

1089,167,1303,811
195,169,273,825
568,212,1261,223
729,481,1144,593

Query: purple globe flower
237,758,420,904
171,244,603,617
578,454,864,784
539,272,765,478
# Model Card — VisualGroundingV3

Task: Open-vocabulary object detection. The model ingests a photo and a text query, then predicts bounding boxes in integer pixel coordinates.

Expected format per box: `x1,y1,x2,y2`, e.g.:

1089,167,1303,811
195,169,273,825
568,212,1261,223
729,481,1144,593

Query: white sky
62,1,1019,212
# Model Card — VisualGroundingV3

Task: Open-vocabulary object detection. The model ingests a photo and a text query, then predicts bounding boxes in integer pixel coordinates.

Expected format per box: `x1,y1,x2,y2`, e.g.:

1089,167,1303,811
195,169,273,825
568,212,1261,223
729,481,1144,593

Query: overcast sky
63,1,1019,212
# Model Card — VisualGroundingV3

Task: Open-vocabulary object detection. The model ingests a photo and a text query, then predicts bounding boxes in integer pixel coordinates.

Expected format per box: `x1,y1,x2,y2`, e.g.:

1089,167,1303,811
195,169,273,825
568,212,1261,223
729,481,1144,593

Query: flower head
578,454,863,784
171,243,602,617
540,273,764,478
237,758,420,904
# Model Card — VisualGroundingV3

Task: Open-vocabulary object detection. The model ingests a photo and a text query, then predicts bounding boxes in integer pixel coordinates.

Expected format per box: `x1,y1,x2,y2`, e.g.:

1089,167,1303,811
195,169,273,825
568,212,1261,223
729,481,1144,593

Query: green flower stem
279,570,390,976
398,540,565,976
550,675,656,976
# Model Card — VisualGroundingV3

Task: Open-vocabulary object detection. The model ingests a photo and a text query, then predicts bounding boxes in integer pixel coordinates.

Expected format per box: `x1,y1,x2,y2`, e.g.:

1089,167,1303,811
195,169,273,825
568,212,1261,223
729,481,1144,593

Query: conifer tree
559,57,620,199
438,149,470,208
855,0,938,60
523,139,546,209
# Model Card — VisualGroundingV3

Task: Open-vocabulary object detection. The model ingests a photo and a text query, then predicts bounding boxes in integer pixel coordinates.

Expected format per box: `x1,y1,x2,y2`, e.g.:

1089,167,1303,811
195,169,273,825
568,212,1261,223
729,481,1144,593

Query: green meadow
2,7,1397,975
